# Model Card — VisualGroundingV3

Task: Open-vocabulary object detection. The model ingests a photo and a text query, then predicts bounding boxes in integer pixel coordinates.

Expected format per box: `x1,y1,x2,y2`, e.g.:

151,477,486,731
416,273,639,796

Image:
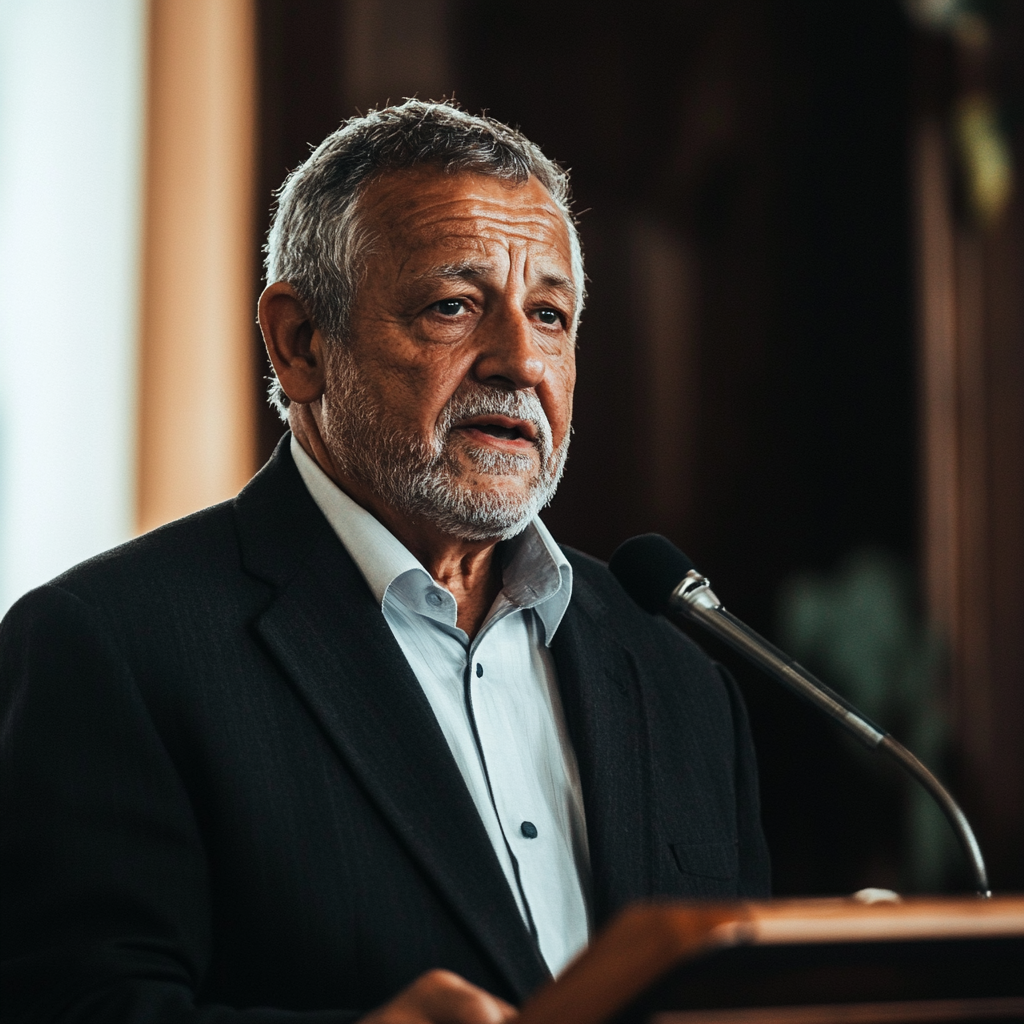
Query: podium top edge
672,894,1024,945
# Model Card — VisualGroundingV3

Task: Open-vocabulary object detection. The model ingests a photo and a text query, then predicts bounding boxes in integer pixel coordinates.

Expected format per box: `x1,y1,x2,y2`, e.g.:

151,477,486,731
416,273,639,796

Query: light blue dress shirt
291,436,593,975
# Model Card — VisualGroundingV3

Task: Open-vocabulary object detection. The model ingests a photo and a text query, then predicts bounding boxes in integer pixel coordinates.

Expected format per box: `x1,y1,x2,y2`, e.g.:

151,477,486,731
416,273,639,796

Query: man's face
318,167,578,540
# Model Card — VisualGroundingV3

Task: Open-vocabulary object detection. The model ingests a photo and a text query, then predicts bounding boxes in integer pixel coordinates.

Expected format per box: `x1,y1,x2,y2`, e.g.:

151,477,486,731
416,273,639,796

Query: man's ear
258,282,327,405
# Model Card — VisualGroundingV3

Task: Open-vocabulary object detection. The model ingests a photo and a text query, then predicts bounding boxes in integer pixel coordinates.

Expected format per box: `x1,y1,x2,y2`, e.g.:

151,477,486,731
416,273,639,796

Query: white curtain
0,0,146,614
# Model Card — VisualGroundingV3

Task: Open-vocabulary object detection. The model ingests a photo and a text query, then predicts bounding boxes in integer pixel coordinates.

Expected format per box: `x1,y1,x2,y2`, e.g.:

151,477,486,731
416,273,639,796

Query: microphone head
609,534,697,614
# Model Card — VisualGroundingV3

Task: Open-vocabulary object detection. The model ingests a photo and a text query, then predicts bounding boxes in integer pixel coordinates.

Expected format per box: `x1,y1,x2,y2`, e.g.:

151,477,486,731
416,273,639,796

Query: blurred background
1,0,1021,896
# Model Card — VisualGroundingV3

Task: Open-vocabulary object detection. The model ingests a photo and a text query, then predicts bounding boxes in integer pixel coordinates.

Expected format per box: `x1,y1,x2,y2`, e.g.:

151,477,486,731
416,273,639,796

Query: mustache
435,385,552,457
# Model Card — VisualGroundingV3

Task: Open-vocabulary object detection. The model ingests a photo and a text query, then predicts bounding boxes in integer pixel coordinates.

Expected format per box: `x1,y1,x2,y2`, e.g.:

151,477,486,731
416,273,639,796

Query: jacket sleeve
0,585,360,1024
716,662,772,898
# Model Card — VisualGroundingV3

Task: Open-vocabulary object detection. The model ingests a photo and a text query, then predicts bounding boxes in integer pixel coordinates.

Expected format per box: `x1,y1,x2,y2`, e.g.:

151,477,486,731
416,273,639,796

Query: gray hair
264,99,585,418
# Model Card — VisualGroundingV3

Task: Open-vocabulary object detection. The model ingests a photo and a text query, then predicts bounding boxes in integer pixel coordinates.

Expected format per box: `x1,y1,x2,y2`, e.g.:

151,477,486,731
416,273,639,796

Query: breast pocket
668,840,739,898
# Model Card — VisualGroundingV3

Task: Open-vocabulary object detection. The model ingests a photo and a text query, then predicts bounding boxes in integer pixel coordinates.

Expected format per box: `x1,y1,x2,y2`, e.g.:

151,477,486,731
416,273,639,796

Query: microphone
609,533,991,897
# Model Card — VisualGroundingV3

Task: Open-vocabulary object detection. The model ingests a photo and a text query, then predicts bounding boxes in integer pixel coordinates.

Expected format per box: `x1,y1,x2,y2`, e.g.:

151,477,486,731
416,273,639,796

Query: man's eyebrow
412,260,490,282
537,272,576,296
411,262,578,300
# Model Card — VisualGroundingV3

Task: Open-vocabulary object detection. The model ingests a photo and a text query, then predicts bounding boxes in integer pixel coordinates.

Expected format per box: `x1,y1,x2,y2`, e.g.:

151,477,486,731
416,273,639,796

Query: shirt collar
290,434,573,645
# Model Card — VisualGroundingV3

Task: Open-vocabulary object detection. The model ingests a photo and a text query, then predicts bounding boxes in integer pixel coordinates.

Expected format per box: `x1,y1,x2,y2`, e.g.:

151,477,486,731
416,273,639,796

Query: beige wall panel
137,0,256,533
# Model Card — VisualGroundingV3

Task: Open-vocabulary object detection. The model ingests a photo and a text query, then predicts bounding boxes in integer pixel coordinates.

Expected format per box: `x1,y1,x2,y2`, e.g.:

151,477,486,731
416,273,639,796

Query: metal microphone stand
670,570,991,898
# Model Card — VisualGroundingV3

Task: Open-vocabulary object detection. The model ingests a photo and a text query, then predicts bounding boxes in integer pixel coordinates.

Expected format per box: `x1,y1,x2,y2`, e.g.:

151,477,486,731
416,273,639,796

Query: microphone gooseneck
609,533,991,898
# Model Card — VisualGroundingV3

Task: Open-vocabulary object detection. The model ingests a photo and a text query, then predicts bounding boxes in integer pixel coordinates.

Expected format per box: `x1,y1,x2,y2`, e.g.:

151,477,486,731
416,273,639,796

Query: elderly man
0,101,769,1024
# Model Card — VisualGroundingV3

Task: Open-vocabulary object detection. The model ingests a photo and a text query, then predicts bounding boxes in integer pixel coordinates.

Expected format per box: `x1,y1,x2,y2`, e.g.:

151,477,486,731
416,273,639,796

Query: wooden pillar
137,0,257,533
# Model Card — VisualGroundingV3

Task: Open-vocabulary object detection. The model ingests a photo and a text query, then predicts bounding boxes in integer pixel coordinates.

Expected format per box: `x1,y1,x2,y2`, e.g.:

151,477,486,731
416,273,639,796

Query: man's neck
290,408,503,639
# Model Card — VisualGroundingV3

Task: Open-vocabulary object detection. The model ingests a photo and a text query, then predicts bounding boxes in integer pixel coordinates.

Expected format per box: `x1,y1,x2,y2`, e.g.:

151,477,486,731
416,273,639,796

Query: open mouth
475,424,524,440
454,415,538,446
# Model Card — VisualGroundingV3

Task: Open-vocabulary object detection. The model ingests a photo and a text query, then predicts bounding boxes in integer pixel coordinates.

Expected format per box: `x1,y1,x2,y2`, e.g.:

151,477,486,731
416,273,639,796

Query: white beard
321,350,570,541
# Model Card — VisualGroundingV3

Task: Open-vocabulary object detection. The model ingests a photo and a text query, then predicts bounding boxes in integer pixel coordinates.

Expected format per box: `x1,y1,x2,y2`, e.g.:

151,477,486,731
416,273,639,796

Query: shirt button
426,592,443,607
476,663,484,677
520,821,538,839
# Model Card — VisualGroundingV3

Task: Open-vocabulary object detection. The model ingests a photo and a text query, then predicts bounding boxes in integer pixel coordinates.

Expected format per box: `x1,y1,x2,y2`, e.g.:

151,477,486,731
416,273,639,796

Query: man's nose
471,306,546,390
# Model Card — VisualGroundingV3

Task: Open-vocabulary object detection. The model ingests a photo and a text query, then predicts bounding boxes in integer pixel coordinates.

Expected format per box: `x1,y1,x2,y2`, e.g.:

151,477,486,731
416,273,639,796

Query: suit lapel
550,569,655,929
234,440,549,999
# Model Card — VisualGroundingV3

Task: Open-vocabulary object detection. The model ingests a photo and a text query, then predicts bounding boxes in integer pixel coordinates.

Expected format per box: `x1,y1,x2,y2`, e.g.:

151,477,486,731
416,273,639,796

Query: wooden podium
519,896,1024,1024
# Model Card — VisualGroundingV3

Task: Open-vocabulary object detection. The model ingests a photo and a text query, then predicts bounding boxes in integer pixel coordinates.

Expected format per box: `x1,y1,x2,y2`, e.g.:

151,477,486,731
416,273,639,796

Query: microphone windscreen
609,534,697,614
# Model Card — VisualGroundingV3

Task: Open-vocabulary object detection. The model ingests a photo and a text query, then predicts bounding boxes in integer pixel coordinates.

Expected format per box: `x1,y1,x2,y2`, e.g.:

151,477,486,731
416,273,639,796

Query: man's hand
360,969,518,1024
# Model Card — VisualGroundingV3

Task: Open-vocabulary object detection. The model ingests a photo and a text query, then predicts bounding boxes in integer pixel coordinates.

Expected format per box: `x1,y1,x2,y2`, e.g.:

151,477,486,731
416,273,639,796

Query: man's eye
433,298,465,316
536,308,563,326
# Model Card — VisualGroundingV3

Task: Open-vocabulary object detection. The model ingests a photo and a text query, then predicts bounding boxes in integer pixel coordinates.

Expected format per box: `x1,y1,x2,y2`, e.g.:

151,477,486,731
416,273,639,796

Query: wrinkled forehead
355,167,581,296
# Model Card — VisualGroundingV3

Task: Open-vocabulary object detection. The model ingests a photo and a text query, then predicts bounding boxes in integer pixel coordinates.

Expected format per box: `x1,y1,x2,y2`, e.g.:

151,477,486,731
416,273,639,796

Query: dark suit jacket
0,438,769,1024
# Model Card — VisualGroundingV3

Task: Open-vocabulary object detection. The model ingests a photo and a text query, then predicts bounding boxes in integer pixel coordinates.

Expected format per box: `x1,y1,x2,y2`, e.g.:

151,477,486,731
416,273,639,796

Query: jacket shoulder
47,500,241,603
13,436,305,617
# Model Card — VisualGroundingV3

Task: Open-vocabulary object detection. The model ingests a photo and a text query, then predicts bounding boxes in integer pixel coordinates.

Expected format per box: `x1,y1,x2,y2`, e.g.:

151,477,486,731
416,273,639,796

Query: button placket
476,629,535,861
